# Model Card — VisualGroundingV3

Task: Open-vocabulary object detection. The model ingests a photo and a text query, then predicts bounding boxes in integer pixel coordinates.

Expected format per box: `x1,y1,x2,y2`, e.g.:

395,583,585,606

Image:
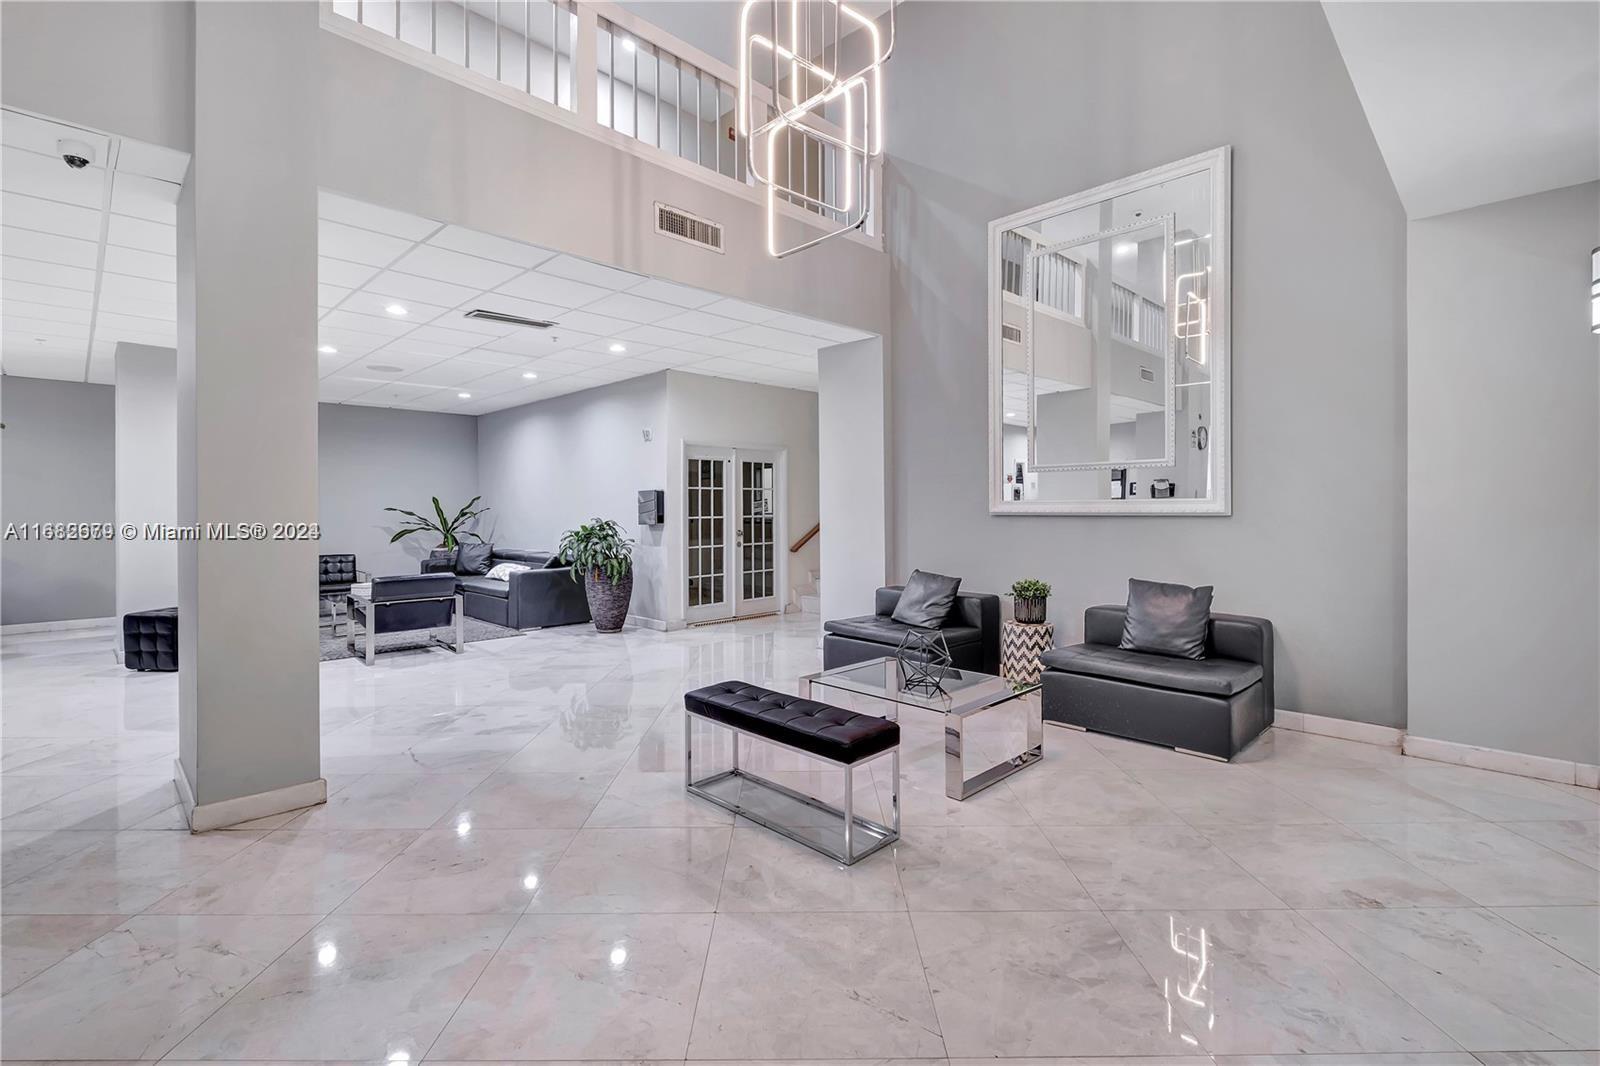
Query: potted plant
558,517,635,633
1010,578,1052,624
384,495,491,554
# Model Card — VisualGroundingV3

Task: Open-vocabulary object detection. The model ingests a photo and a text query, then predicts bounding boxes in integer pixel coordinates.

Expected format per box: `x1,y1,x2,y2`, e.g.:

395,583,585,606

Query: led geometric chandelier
738,0,894,258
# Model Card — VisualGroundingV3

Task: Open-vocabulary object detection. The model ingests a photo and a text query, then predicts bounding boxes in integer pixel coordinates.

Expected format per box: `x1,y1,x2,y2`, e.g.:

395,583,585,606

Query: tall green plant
385,495,490,549
558,517,635,585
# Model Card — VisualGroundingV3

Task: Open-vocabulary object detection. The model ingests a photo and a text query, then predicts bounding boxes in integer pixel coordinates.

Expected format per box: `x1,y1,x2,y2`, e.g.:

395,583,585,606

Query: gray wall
0,377,116,625
318,403,481,577
115,343,178,618
883,1,1409,725
1408,181,1600,763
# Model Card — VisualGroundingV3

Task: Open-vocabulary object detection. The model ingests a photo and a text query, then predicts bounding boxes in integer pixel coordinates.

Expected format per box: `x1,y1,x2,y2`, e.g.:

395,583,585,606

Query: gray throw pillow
1120,578,1214,659
455,542,494,576
543,554,569,569
890,569,962,628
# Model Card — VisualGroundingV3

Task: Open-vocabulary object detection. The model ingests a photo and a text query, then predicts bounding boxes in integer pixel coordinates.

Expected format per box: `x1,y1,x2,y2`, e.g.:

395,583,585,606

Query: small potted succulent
1010,578,1052,624
558,517,635,633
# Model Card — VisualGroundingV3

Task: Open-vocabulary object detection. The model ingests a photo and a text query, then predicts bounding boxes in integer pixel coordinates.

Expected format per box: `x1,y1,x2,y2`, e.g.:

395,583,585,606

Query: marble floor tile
1006,768,1184,826
1257,766,1480,824
689,911,945,1059
0,913,128,993
1044,824,1287,910
0,828,112,884
445,770,612,829
893,825,1095,910
1237,728,1409,770
585,763,737,827
1490,906,1600,972
2,773,112,818
870,760,1036,827
1472,1053,1600,1065
528,825,730,912
338,827,575,914
1304,908,1600,1052
284,772,485,830
1212,1056,1482,1065
1201,823,1474,909
1133,768,1332,825
499,703,662,774
718,824,907,911
2,735,177,777
316,732,536,776
429,912,713,1060
1357,822,1600,906
169,913,513,1061
1,775,181,831
912,909,1193,1058
1,829,262,914
1105,908,1459,1056
1395,763,1600,823
146,829,418,914
0,914,316,1060
1499,820,1600,870
1087,731,1249,772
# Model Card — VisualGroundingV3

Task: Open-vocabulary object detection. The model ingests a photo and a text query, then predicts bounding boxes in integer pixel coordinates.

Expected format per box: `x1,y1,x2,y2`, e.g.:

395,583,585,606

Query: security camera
57,138,94,170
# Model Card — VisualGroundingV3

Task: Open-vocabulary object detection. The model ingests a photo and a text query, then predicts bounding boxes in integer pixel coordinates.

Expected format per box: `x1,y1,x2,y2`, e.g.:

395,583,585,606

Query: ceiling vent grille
464,309,557,329
1001,324,1023,344
655,202,723,253
1139,365,1155,382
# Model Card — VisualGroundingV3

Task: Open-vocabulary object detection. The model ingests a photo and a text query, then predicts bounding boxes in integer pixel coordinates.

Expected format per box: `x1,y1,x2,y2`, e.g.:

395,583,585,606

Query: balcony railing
328,0,875,240
1001,230,1167,352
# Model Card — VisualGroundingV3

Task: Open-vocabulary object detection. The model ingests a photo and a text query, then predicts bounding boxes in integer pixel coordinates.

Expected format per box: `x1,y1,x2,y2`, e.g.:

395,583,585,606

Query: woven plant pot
1014,596,1048,624
584,568,633,633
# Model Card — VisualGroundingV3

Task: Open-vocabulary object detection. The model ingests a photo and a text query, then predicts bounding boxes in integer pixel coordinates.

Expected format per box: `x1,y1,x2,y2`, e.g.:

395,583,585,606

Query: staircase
790,568,821,616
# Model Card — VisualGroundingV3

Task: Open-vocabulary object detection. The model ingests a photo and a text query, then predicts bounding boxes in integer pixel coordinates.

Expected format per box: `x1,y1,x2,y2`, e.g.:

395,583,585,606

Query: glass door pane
686,455,729,615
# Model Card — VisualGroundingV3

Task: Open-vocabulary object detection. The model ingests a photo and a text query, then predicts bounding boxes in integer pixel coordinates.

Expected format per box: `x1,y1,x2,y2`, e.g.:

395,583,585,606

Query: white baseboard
1401,734,1598,789
1274,708,1404,748
2,616,116,635
174,758,328,831
626,614,668,632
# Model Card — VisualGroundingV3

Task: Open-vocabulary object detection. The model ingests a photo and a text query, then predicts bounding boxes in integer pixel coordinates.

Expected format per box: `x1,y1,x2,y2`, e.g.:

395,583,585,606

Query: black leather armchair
422,548,591,629
345,573,462,665
1040,604,1274,760
319,554,363,601
823,584,1002,674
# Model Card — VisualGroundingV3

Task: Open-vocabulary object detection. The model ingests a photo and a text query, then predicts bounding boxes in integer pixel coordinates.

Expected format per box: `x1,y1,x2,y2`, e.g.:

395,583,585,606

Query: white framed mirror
988,147,1231,515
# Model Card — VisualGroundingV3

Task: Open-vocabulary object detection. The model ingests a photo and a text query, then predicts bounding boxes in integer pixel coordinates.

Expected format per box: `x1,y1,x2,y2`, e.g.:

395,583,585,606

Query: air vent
366,364,405,373
1001,324,1023,343
464,309,558,329
655,202,724,253
1139,365,1155,382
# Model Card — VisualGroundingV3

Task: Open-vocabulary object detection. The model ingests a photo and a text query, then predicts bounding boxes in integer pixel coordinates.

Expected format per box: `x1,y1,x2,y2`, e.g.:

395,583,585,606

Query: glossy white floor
2,615,1597,1066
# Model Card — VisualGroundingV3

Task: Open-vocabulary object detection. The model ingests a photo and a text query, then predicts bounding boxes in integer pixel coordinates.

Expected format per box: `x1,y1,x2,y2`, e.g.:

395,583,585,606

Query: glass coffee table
799,657,1043,800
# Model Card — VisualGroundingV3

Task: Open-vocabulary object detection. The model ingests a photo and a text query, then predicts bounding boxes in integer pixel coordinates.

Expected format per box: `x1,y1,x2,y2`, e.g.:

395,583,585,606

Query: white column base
174,758,327,831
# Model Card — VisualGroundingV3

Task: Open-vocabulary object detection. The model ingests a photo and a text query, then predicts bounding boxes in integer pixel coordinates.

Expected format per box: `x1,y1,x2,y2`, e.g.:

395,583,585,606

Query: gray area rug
318,616,521,662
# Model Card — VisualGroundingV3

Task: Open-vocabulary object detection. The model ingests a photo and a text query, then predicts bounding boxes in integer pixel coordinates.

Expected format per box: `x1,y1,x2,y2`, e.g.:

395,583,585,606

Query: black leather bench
684,681,899,864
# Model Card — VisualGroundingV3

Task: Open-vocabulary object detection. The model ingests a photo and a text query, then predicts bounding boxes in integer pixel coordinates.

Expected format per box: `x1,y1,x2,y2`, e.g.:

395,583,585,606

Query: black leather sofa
823,585,1002,675
422,548,590,629
346,573,462,665
1040,604,1274,760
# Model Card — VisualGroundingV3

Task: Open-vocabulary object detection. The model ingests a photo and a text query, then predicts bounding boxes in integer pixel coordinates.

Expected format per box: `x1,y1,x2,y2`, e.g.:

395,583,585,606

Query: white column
817,336,887,624
114,342,178,625
176,0,323,828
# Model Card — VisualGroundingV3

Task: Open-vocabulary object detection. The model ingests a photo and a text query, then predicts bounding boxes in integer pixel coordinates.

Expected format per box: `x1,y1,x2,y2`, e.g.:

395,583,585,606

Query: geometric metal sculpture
894,625,951,697
738,0,895,258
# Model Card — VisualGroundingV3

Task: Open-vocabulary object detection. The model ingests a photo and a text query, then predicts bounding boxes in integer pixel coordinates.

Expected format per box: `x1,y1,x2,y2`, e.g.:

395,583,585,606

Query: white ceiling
1323,1,1600,219
0,108,186,383
315,194,874,414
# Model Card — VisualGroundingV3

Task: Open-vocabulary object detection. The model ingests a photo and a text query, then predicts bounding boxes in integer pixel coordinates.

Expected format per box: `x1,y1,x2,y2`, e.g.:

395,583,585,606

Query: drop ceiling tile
460,348,531,368
428,225,556,268
719,323,819,354
460,293,568,325
319,375,380,401
2,227,98,269
319,256,379,289
674,334,754,358
634,347,709,366
675,356,758,378
3,299,92,326
391,244,522,289
86,354,115,384
521,354,591,375
625,278,719,309
320,308,415,338
380,336,474,360
766,312,871,343
581,291,681,324
2,256,97,291
728,347,811,370
552,309,637,339
106,213,176,254
2,192,102,241
615,323,701,348
317,190,440,240
98,272,175,305
574,338,658,358
95,310,175,335
404,323,496,348
3,329,84,356
364,270,483,309
96,290,174,320
0,147,105,208
463,366,543,393
494,270,610,310
1,111,109,159
398,358,507,387
478,327,597,357
5,314,90,340
536,253,642,291
103,244,176,283
115,138,189,183
1,280,93,309
319,352,359,377
109,172,179,224
339,290,449,325
319,219,412,267
700,297,783,324
655,308,747,336
345,348,439,373
318,283,351,308
103,326,176,348
0,347,84,379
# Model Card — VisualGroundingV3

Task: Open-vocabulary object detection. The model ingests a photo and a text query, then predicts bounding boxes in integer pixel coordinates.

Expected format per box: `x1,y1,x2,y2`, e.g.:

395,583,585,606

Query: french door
685,446,782,623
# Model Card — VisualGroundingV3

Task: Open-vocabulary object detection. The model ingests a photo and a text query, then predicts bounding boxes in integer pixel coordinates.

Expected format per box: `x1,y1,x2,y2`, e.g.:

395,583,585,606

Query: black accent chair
421,548,590,630
1040,604,1274,760
823,585,1002,675
345,573,462,666
123,607,179,672
319,554,365,619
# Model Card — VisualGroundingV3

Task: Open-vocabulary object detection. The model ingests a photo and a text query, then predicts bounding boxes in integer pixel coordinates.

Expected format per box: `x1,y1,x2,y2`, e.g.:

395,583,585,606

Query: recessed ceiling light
522,371,537,379
608,342,627,353
385,303,408,316
457,392,471,399
367,363,404,373
318,344,338,354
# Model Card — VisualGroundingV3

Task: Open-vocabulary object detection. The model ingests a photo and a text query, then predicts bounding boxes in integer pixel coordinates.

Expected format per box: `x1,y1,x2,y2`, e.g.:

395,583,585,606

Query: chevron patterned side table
1001,620,1055,686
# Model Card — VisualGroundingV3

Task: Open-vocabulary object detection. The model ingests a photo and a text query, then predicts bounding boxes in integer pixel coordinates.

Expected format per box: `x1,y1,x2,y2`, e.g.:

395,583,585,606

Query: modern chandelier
1591,246,1598,334
738,0,895,258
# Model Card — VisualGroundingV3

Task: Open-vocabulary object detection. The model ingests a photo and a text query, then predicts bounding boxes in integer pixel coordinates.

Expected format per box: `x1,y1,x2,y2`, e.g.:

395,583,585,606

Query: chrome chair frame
342,591,465,666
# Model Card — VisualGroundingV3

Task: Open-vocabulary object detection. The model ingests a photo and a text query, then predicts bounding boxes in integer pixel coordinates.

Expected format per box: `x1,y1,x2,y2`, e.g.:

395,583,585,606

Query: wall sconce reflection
1163,915,1215,1042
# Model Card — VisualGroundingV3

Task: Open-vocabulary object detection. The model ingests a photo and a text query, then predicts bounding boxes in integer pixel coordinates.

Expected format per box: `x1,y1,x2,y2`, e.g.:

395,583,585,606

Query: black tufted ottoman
683,680,899,864
123,607,179,672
